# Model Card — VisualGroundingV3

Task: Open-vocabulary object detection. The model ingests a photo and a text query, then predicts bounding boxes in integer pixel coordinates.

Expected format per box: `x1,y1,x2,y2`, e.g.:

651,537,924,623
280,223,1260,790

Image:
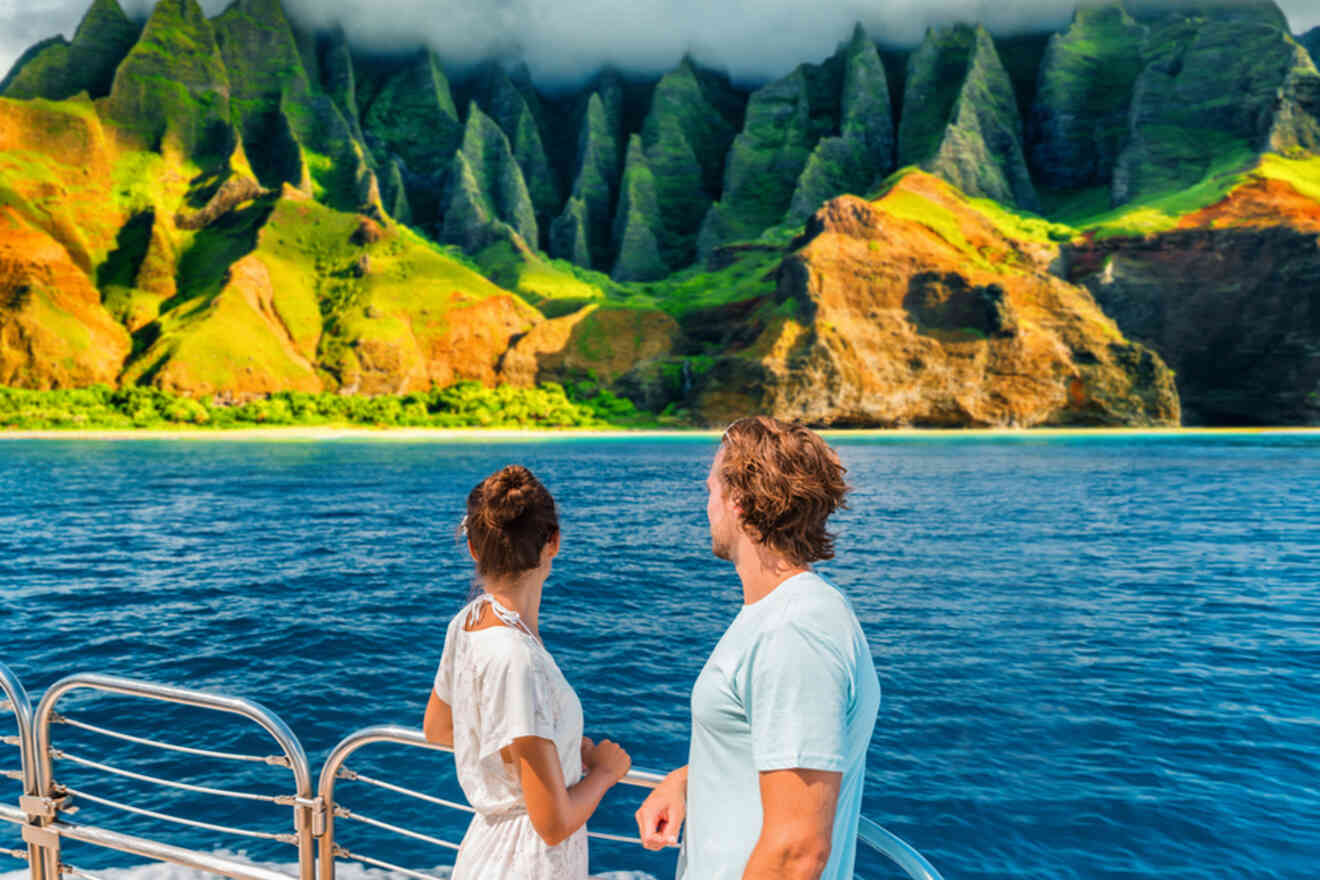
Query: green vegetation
0,383,658,430
898,24,976,167
640,59,741,269
103,0,231,159
1030,3,1145,190
626,246,781,315
0,0,139,102
552,92,619,269
1063,146,1258,237
473,239,611,313
611,135,668,281
445,104,538,248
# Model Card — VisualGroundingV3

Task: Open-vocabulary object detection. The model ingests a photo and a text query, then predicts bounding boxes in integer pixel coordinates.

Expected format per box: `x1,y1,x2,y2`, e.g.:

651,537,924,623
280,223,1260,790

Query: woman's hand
583,738,631,783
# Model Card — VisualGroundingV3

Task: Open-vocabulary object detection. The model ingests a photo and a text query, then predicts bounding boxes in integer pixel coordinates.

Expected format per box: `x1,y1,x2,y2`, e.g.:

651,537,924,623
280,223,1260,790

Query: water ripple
1,435,1318,879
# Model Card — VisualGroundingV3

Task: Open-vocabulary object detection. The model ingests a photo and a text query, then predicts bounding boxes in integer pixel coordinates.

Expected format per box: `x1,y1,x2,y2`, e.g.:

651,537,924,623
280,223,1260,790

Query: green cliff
0,0,140,101
358,50,462,224
1302,28,1320,66
469,64,559,236
1029,3,1146,191
1113,2,1320,203
898,24,1038,210
550,92,620,269
318,28,366,143
699,68,813,255
103,0,233,162
640,58,743,269
786,24,896,223
612,135,667,281
6,0,1320,427
441,104,538,250
700,24,895,254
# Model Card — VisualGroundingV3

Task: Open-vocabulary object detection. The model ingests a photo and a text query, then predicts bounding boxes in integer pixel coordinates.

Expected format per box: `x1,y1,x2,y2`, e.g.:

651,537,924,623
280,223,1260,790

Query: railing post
0,662,50,880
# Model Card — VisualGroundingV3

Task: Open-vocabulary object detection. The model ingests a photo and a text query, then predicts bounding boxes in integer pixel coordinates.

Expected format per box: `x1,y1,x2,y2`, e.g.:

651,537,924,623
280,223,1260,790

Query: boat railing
1,667,945,880
1,662,37,876
316,724,668,880
29,673,316,880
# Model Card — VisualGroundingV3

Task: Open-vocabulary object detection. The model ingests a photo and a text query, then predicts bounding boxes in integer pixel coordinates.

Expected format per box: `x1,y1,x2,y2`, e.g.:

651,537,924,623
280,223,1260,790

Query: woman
423,465,631,879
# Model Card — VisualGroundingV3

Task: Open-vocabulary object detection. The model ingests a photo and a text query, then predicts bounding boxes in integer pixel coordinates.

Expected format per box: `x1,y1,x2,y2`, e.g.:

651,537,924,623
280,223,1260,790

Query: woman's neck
483,574,544,635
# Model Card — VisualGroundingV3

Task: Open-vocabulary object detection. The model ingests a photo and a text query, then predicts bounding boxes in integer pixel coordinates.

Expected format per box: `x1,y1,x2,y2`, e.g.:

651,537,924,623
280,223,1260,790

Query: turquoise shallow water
1,434,1318,879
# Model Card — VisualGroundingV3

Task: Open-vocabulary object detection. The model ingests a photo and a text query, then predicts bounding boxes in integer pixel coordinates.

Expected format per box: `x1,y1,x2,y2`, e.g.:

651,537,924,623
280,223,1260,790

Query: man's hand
634,765,688,850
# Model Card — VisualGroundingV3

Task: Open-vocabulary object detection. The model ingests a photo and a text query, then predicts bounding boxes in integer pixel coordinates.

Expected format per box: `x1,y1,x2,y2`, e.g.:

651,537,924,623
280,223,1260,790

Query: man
636,416,882,880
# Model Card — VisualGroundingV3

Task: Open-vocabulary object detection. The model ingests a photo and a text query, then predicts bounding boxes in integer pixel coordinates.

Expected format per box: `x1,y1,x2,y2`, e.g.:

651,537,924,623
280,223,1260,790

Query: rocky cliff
0,0,139,102
4,0,1320,426
638,58,742,271
1113,2,1320,204
699,25,896,257
684,174,1177,427
898,25,1039,211
441,104,538,251
1030,4,1146,192
1067,172,1320,424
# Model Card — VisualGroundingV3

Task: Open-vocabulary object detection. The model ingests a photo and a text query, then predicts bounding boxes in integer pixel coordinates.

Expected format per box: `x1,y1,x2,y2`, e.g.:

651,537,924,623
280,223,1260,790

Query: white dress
433,597,589,879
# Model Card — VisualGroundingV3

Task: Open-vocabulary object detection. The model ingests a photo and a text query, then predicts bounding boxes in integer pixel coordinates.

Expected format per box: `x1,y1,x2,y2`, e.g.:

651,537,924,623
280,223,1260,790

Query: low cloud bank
3,0,1320,91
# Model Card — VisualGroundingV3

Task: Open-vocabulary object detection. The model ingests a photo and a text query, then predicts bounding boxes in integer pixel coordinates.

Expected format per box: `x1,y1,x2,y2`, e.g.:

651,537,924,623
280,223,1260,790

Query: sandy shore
1,425,1317,441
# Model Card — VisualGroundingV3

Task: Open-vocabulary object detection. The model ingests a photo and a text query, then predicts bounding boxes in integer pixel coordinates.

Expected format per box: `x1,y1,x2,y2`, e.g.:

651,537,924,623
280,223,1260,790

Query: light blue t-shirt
679,572,881,880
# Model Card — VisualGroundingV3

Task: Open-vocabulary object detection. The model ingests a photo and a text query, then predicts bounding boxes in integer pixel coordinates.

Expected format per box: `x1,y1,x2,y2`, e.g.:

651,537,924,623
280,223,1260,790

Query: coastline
1,425,1318,441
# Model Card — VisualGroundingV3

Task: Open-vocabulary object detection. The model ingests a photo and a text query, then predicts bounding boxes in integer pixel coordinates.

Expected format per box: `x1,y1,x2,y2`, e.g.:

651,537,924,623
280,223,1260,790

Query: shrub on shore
0,383,654,430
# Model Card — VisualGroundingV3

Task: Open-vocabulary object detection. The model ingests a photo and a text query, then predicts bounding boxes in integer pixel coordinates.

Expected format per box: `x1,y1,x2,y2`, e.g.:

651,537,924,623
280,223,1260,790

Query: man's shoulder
779,572,860,630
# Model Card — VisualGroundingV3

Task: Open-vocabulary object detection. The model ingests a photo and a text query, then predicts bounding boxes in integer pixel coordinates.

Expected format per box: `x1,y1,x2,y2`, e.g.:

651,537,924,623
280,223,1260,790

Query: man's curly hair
718,417,850,565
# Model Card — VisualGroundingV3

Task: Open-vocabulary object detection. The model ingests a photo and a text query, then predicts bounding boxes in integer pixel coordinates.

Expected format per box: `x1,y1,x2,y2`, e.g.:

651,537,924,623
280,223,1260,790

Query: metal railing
1,666,945,880
316,724,668,880
858,816,944,880
1,662,37,879
31,674,316,880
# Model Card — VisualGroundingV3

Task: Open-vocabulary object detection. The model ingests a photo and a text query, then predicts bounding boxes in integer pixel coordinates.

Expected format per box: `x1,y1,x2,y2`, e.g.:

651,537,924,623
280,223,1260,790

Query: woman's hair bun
487,466,536,525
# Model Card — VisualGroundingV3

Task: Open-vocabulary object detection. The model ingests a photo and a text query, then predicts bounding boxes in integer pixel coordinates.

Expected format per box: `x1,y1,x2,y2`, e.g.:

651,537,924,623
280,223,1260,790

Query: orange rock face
500,305,682,388
0,209,131,388
692,176,1180,427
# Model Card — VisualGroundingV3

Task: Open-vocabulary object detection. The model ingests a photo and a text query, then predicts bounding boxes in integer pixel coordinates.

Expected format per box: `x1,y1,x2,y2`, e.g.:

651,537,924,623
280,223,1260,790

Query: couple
422,416,882,880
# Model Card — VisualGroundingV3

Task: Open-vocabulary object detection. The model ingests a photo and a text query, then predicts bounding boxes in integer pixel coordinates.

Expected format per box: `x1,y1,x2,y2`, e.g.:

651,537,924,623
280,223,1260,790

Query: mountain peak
1,0,138,101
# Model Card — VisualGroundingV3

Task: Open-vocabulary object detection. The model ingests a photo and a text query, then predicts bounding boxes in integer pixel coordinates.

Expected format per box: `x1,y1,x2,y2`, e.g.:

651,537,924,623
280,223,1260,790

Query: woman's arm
509,736,630,846
422,689,454,748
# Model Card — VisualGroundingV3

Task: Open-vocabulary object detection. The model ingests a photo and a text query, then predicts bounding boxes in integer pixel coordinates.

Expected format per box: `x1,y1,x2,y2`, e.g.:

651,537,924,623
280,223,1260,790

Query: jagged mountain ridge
2,0,1320,425
6,0,1320,276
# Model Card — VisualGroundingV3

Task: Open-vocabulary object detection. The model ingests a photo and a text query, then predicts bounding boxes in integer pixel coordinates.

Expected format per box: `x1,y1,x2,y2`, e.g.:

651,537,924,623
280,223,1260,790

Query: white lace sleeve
476,636,556,761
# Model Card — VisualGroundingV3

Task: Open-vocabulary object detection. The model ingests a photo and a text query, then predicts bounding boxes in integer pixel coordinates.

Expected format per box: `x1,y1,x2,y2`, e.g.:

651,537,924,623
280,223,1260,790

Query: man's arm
635,764,688,850
741,767,840,880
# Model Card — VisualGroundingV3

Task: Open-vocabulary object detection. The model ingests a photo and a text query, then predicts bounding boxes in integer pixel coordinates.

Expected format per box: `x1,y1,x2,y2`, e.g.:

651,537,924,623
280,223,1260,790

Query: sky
2,0,1320,90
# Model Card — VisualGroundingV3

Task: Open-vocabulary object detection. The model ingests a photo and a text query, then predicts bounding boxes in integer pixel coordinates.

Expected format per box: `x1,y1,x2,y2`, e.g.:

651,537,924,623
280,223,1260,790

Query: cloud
3,0,1320,91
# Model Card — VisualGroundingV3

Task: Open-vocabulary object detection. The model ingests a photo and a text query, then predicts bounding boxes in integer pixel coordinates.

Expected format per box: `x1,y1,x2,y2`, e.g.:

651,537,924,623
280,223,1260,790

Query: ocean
1,433,1318,880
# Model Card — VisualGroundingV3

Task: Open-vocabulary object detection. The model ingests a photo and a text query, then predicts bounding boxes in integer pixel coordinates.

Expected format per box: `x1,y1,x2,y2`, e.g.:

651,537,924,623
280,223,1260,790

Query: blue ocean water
1,433,1318,880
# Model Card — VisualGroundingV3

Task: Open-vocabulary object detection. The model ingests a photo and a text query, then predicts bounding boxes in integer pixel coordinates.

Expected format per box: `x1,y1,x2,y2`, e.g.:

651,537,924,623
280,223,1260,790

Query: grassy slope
8,6,1320,411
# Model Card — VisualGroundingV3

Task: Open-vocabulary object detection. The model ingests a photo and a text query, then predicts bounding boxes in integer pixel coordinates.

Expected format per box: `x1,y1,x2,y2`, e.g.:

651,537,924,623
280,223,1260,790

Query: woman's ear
467,539,479,564
545,531,561,563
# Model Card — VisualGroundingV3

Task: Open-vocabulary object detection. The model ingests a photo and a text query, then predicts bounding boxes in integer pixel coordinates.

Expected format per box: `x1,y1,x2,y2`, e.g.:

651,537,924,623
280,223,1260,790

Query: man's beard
710,524,733,561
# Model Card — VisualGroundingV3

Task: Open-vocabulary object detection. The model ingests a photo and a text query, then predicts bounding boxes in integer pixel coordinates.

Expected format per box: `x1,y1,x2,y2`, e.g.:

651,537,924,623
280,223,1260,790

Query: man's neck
735,546,808,606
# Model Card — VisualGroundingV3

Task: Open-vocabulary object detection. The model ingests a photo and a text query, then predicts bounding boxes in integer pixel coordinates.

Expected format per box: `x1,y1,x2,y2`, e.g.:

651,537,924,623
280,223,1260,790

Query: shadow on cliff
902,271,1017,342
